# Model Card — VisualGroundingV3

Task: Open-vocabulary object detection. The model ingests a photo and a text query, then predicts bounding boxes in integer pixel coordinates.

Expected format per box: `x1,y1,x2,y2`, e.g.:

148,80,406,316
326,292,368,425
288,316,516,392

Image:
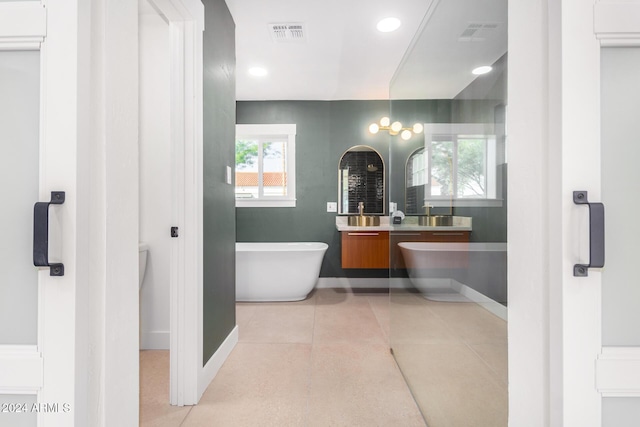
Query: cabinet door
341,232,389,269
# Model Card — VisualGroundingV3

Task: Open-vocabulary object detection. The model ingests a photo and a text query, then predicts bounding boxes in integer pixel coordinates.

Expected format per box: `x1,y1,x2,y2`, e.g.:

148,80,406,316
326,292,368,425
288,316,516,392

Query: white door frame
509,0,640,425
0,1,90,425
0,0,209,423
144,0,207,406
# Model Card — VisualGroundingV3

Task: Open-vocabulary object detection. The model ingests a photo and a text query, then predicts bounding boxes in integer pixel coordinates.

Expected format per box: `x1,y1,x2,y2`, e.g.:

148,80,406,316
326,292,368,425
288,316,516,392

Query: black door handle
33,191,65,276
573,191,605,277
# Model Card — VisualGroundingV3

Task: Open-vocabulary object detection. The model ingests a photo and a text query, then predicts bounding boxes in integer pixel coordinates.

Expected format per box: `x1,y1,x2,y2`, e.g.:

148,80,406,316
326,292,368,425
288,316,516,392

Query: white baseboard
317,277,401,289
198,325,238,400
315,277,507,320
597,347,640,397
458,284,508,321
0,345,42,393
141,331,170,350
401,277,508,321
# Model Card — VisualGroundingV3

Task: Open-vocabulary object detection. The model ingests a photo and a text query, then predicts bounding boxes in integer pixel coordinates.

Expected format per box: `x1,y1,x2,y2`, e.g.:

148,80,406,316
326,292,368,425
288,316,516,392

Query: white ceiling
225,0,507,101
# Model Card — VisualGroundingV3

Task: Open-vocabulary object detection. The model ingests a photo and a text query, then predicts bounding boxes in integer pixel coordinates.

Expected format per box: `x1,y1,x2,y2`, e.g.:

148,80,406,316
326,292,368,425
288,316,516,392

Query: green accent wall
203,0,236,365
236,101,391,278
236,58,507,279
237,97,507,278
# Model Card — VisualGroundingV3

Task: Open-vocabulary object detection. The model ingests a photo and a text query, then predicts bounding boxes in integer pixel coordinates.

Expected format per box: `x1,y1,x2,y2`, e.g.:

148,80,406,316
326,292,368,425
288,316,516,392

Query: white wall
507,0,551,424
86,0,140,424
139,8,172,350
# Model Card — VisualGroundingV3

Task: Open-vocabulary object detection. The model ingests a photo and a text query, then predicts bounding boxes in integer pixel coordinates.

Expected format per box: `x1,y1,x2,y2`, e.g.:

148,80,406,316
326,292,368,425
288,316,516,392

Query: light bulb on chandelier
367,117,424,140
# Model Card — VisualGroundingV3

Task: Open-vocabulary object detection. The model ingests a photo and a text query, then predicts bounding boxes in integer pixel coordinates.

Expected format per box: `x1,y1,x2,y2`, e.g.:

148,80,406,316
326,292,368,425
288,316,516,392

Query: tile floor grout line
141,289,429,426
177,405,194,427
303,291,318,427
420,300,469,345
463,341,508,388
238,303,258,330
367,293,390,344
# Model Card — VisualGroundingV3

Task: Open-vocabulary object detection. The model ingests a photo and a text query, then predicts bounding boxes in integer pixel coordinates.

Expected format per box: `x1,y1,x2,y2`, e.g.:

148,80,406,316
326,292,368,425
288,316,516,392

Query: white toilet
138,242,149,290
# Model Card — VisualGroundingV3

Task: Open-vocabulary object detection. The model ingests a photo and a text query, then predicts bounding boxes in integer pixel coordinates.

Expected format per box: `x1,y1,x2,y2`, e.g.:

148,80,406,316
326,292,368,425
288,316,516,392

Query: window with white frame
235,124,296,207
422,124,502,207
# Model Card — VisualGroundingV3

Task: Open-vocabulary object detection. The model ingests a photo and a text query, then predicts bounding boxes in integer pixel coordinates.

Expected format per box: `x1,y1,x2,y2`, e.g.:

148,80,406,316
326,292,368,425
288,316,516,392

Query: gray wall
236,98,506,278
236,57,508,278
236,100,390,278
203,0,236,364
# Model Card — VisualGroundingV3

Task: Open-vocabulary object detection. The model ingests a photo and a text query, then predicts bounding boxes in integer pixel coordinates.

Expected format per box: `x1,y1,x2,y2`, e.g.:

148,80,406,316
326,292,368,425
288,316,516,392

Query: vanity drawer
341,231,389,269
419,231,470,242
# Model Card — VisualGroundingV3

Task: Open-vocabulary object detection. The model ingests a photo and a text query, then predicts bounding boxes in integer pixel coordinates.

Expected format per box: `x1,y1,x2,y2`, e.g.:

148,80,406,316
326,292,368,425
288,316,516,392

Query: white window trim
423,123,503,208
235,124,296,208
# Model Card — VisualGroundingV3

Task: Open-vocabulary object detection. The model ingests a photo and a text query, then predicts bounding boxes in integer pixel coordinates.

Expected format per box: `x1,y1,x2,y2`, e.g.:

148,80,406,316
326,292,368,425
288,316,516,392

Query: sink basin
347,215,381,226
418,215,454,226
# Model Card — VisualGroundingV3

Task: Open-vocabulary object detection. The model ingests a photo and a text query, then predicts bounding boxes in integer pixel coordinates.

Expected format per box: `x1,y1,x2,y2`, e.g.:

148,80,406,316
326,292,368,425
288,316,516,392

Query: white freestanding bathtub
236,242,328,302
398,242,507,314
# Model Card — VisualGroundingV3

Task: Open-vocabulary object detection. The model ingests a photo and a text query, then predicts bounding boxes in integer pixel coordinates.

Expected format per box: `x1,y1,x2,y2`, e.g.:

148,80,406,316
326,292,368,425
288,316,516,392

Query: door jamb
146,0,204,406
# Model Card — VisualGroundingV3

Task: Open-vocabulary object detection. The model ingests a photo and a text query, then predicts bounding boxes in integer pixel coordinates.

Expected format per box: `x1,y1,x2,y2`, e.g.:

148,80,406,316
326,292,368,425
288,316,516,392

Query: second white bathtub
398,242,507,305
236,242,328,302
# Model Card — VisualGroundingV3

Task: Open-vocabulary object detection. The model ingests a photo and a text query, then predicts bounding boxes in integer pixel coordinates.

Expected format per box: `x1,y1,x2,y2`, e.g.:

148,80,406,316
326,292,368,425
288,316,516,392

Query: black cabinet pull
573,191,605,277
33,191,65,276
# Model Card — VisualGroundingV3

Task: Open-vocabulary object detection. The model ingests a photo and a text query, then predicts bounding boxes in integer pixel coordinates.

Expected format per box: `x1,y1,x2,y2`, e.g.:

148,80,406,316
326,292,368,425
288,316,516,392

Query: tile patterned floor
140,288,427,427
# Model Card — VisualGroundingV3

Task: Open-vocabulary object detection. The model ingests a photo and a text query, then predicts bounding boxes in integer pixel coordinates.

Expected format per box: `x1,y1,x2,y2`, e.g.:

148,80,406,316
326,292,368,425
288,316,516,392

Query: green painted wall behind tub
237,98,508,279
203,0,236,365
236,100,466,278
236,101,389,278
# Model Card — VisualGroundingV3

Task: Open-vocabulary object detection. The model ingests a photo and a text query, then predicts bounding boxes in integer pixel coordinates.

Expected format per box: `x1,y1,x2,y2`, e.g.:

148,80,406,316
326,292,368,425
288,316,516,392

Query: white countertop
335,216,472,232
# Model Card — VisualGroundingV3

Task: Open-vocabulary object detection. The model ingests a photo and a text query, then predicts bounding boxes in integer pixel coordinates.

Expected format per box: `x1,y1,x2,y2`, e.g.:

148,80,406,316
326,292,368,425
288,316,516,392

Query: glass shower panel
0,50,40,345
388,1,508,425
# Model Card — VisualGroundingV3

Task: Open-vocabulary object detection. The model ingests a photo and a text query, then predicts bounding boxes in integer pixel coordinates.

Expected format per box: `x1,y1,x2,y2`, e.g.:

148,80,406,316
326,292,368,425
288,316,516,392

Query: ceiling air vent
458,22,500,42
268,23,306,43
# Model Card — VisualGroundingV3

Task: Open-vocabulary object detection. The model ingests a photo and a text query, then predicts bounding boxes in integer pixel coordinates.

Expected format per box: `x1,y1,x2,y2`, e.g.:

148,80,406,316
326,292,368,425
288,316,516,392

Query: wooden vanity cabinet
390,230,470,269
341,231,389,269
340,229,470,269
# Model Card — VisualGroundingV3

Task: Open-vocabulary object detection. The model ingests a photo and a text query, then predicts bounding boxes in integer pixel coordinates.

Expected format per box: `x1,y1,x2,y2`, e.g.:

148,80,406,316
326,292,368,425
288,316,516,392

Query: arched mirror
338,145,385,215
405,146,426,215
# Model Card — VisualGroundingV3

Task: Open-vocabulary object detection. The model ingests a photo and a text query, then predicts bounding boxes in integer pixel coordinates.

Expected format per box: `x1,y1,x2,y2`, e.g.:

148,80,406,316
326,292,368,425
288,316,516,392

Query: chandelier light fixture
368,117,424,141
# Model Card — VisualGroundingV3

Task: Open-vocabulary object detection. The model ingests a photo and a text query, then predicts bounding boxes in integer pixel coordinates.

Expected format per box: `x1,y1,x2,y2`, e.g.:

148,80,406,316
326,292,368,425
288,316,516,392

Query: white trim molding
597,347,640,397
198,326,238,400
595,1,640,46
0,2,46,50
0,346,42,394
235,124,297,208
146,0,205,407
316,277,392,289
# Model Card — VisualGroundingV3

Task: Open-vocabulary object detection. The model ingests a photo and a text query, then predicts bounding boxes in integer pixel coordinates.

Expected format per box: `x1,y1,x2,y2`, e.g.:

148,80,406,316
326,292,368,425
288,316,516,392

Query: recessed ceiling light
248,67,268,77
472,65,492,75
377,17,401,33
